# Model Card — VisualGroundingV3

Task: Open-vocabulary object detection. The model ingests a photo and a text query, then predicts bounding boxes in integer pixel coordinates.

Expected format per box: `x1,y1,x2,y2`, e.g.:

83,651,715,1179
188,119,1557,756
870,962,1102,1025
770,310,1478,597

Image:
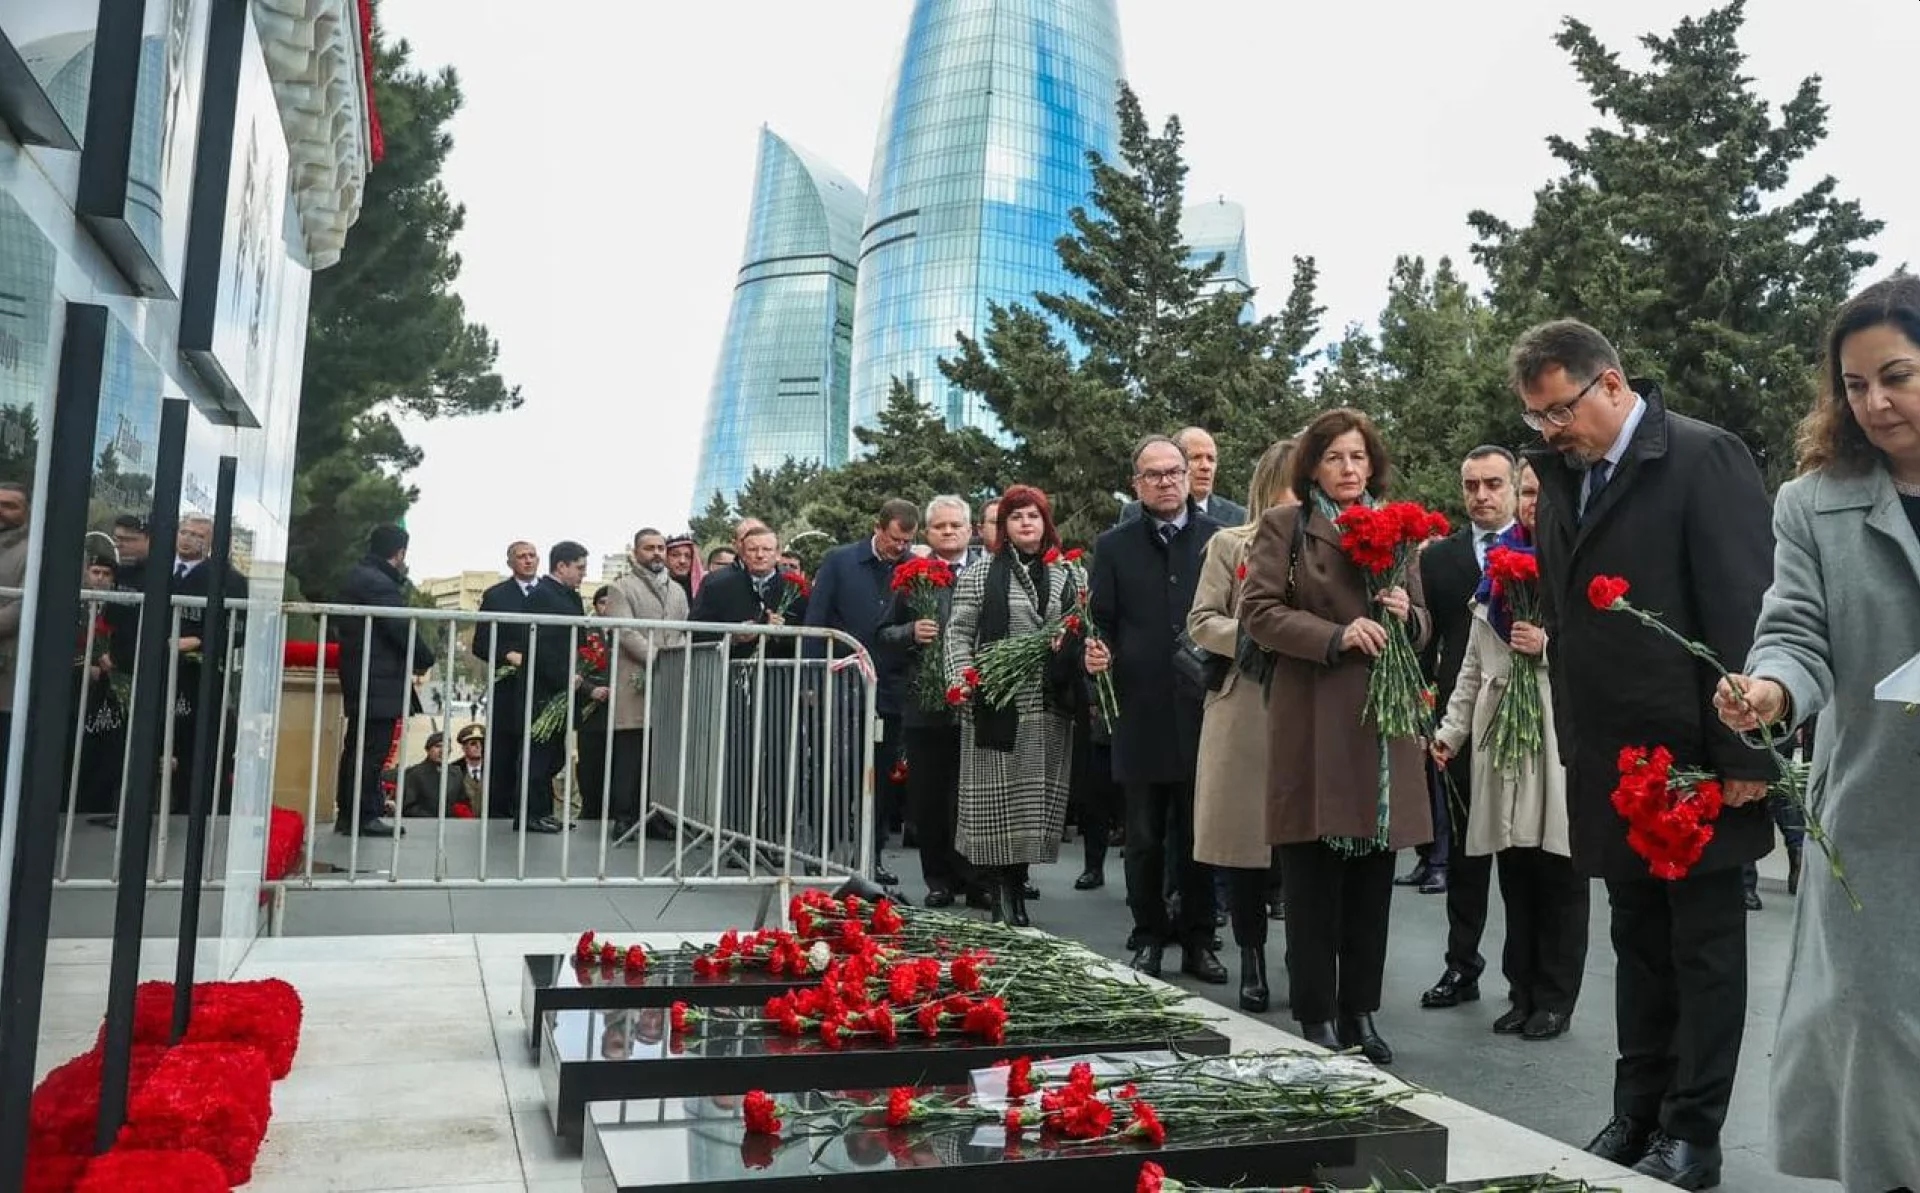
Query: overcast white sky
375,0,1914,580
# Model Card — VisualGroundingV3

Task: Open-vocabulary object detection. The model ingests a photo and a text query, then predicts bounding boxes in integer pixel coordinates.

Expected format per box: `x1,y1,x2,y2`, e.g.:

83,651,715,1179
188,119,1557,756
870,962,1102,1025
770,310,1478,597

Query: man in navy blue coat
804,498,920,887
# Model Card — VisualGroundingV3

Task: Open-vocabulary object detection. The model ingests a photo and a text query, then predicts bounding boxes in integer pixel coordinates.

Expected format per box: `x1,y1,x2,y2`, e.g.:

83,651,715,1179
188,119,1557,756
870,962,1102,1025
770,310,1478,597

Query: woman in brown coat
1189,438,1295,1013
1240,408,1434,1064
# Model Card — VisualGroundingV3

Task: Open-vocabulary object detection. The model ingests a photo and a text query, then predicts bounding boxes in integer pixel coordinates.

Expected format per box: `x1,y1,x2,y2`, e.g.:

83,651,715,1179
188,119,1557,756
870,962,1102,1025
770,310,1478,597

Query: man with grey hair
879,493,987,906
170,511,245,812
1119,427,1249,527
1516,317,1773,1184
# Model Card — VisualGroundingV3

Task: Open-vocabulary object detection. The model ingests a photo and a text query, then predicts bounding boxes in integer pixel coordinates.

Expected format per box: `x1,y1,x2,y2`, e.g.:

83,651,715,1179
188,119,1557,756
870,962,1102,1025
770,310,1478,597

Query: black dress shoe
963,888,993,911
1238,947,1269,1013
1298,1020,1342,1050
1632,1134,1722,1189
1743,889,1763,911
1420,968,1481,1009
1419,868,1449,894
1073,870,1104,890
1181,946,1229,985
999,873,1030,928
1335,1014,1393,1065
1130,944,1164,977
1393,860,1432,887
924,889,955,909
1022,881,1040,900
873,866,900,887
527,817,561,834
1585,1115,1655,1164
1491,1005,1532,1035
1521,1009,1571,1040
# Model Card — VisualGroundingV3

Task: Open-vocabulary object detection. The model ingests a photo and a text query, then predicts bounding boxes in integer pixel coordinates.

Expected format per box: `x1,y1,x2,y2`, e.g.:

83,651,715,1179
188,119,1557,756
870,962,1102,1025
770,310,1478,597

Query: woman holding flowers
1240,408,1433,1064
1431,459,1587,1042
944,486,1081,926
1714,276,1920,1193
1188,438,1296,1013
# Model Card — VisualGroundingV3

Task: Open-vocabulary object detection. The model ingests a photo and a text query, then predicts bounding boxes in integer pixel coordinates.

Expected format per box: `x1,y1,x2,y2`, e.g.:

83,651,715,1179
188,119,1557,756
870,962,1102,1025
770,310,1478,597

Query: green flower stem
1609,599,1859,911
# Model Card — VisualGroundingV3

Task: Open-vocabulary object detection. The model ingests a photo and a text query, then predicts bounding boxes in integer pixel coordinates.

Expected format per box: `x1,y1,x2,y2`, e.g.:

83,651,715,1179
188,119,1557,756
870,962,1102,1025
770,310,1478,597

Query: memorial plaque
540,1008,1232,1143
522,955,814,1055
578,1089,1447,1192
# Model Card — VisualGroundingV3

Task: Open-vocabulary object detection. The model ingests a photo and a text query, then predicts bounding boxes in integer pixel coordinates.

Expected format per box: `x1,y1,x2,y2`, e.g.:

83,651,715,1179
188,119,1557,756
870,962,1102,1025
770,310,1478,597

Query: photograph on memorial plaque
577,1051,1445,1192
179,0,289,421
0,0,103,148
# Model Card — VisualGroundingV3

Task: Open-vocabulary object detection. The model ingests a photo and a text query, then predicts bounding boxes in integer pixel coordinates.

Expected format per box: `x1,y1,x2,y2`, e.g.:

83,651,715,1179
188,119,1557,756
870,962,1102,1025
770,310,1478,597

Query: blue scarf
1473,523,1535,642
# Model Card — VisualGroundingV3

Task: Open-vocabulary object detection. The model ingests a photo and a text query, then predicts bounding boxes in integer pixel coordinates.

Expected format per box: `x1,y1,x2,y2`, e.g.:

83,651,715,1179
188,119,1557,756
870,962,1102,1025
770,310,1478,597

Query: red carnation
1588,574,1631,610
886,1086,915,1127
624,945,647,973
1126,1099,1167,1145
743,1090,782,1136
1235,562,1248,581
1005,1107,1026,1134
1137,1161,1168,1193
598,941,618,966
575,931,597,962
945,684,968,707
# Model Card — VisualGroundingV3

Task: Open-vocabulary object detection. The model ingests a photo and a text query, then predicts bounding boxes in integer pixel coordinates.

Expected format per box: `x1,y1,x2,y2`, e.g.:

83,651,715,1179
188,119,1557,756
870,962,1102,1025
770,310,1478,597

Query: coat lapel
1569,397,1670,557
1848,472,1920,592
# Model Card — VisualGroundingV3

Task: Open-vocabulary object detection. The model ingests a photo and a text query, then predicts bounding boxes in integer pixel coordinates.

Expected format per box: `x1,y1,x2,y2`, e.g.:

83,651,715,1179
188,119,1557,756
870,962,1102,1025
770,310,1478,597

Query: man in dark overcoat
335,525,435,836
522,540,599,834
474,541,539,817
1517,319,1775,1187
1087,435,1226,984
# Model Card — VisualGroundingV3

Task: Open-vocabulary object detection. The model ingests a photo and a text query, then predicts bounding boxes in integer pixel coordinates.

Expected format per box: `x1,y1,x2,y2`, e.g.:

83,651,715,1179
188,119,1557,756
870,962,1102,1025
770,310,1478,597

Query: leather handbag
1172,627,1230,693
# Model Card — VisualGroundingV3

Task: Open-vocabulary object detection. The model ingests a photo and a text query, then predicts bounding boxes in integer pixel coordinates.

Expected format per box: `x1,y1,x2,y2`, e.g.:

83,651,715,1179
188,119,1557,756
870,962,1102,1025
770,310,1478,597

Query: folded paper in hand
1873,651,1920,704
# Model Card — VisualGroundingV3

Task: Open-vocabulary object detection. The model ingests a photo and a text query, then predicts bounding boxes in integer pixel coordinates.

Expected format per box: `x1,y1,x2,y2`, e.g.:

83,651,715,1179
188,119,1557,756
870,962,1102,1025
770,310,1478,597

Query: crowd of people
60,279,1906,1192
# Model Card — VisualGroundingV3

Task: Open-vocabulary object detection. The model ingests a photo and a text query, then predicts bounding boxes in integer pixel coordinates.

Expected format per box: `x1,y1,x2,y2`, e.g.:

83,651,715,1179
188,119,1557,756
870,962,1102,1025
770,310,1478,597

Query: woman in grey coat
1717,275,1920,1193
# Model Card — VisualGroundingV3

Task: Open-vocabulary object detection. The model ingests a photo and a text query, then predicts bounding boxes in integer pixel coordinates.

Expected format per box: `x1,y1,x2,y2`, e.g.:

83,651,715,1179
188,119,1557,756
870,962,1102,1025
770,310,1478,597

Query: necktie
1156,523,1177,546
1583,460,1614,519
174,562,189,580
1477,531,1496,571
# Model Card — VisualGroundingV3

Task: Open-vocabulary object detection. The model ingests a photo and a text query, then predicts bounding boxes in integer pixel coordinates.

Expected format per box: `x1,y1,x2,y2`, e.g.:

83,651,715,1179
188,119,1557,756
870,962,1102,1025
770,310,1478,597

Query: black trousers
1436,747,1492,978
903,724,971,895
1223,865,1269,949
1495,847,1589,1015
487,681,530,819
577,727,609,819
1074,738,1124,873
1278,842,1397,1023
607,728,648,825
1124,781,1211,946
337,714,398,824
1605,866,1747,1145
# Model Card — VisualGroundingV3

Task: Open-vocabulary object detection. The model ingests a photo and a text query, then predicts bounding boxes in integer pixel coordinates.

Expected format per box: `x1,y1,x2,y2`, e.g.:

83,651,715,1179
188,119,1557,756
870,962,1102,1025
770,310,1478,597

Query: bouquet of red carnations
1480,545,1545,772
1333,503,1450,740
972,549,1089,711
891,557,957,711
530,635,609,743
770,570,809,620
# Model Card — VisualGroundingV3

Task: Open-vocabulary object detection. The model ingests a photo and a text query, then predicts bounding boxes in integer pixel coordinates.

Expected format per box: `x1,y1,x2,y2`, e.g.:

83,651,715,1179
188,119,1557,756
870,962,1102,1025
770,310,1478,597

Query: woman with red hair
944,486,1082,926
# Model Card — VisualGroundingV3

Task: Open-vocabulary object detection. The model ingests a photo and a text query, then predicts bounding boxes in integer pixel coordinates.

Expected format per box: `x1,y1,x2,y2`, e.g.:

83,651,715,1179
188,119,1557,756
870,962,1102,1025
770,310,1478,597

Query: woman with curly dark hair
944,485,1081,926
1716,274,1920,1192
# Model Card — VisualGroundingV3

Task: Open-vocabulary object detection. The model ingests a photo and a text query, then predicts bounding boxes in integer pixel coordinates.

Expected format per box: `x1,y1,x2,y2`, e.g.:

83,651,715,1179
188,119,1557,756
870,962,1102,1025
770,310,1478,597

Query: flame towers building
692,127,866,506
847,0,1123,443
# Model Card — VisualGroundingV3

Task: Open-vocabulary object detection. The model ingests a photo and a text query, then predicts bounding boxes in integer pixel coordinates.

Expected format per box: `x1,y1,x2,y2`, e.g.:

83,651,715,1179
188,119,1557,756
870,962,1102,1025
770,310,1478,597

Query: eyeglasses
1135,466,1189,486
1521,373,1604,432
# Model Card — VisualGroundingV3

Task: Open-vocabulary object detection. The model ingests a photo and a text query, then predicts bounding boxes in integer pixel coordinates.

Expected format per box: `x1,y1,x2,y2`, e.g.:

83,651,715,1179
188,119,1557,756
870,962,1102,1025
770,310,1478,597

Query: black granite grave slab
522,954,813,1054
578,1090,1447,1192
540,1008,1233,1143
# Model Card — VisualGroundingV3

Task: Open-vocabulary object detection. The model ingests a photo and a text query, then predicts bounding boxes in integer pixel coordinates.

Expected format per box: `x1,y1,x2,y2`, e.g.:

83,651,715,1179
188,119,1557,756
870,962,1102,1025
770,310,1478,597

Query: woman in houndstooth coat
945,486,1081,927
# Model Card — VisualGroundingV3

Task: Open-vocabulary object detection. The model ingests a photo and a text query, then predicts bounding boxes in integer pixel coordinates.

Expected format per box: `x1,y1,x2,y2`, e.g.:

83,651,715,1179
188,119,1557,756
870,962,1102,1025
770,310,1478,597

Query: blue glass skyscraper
692,127,866,507
1183,198,1255,320
848,0,1123,444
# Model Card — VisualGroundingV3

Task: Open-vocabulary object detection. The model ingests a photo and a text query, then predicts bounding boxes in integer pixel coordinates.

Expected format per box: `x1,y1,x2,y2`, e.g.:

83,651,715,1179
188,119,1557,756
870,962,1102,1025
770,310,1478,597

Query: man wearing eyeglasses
1086,435,1227,987
1517,319,1774,1187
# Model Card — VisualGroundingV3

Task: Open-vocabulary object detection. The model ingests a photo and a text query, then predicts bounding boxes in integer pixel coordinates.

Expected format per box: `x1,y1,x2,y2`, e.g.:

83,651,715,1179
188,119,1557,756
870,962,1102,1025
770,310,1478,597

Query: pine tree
1470,1,1880,482
803,380,1007,544
689,491,734,549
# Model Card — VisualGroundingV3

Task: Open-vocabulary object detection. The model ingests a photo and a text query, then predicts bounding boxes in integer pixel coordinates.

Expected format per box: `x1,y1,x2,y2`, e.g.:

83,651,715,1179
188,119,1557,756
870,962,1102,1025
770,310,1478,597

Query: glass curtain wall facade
692,127,865,507
1181,197,1254,320
849,0,1122,444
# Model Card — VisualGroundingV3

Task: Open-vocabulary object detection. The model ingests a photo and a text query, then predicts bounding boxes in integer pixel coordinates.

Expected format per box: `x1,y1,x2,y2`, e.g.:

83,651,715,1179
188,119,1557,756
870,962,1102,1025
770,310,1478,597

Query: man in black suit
1518,320,1774,1187
522,540,601,833
1413,446,1518,1010
1087,435,1228,984
169,513,247,813
1118,426,1249,527
474,541,539,818
688,526,807,655
335,525,435,836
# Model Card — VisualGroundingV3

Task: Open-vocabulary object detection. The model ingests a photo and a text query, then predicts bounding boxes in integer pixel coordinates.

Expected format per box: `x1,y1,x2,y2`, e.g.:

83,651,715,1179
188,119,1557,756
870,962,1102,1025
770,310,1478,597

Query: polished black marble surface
579,1090,1447,1192
521,954,813,1054
540,1007,1232,1143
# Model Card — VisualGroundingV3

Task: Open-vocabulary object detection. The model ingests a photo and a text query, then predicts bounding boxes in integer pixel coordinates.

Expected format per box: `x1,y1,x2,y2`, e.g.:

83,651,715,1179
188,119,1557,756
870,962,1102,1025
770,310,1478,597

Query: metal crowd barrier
25,588,880,927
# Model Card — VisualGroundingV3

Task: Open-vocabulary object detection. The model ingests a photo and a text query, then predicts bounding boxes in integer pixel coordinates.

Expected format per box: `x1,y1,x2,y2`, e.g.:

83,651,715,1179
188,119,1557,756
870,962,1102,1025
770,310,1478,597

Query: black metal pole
0,304,108,1191
169,455,236,1042
94,397,188,1153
